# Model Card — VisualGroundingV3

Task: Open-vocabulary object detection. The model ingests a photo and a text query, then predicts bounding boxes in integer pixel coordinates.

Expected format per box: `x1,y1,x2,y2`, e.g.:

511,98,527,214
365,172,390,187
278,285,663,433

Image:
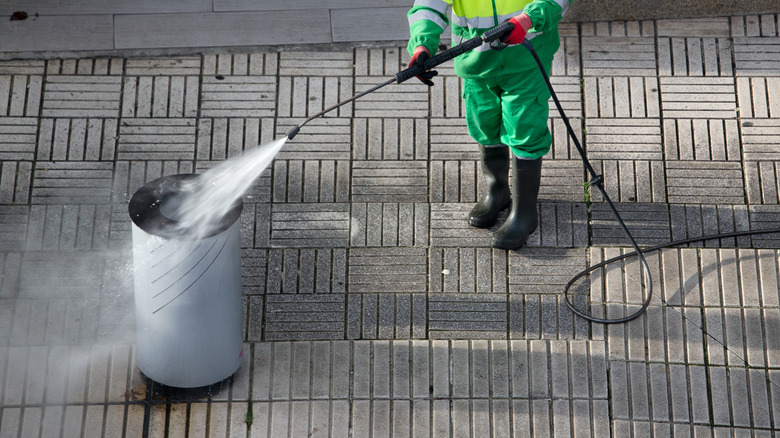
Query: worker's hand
501,13,533,45
409,46,438,86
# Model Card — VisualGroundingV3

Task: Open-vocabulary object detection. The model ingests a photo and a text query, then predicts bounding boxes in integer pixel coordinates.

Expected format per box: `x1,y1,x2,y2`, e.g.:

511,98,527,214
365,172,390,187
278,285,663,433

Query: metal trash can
128,174,244,388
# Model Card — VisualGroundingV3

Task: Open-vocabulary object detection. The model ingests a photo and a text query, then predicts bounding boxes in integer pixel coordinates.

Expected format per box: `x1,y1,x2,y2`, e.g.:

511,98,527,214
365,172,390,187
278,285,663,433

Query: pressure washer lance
285,21,514,140
284,23,780,325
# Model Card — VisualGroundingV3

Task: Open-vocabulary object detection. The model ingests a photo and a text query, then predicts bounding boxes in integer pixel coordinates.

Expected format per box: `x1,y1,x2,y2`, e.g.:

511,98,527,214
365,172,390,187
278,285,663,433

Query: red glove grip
502,13,532,45
409,46,429,67
409,46,437,86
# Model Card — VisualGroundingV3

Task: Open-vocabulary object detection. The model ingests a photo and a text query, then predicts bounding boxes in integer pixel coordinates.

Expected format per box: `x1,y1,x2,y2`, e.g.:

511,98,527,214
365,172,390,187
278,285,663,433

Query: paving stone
264,295,345,340
430,160,478,204
272,159,348,204
430,75,464,119
580,20,656,38
664,118,740,161
666,161,745,204
0,117,37,161
278,76,353,120
584,77,660,118
430,247,507,294
0,205,30,251
0,75,42,117
46,58,123,76
204,52,277,76
581,37,657,76
733,14,780,38
428,294,507,339
122,76,199,118
348,247,427,294
0,162,31,204
585,118,663,160
590,159,666,203
756,250,780,308
347,294,426,340
540,160,586,203
264,248,346,295
736,77,780,118
742,119,780,161
37,118,118,161
354,76,429,119
351,203,430,247
657,17,732,38
353,47,402,78
628,362,649,420
658,37,733,77
25,204,111,251
277,51,354,78
352,161,428,203
547,76,583,118
42,76,121,118
200,75,276,118
733,37,780,76
729,367,752,427
276,117,352,160
534,202,588,249
108,203,133,249
125,56,202,76
429,118,476,161
117,118,196,160
660,76,738,119
670,204,751,247
749,205,780,248
591,202,671,246
270,203,350,248
31,161,113,205
509,247,587,294
549,117,585,160
354,118,428,161
0,253,22,298
552,23,581,77
608,360,630,419
0,60,46,75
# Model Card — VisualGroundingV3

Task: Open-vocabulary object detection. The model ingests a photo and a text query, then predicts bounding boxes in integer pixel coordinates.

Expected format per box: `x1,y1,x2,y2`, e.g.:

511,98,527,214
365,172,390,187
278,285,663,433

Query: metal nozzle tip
287,126,301,140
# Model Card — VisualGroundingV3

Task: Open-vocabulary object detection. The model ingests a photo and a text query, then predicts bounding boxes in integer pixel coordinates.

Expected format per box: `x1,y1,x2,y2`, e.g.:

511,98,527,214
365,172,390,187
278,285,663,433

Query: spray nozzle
286,126,301,140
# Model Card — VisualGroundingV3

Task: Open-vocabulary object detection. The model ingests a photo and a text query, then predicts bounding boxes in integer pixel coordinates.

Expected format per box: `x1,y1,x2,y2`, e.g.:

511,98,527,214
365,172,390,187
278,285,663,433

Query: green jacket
407,0,571,79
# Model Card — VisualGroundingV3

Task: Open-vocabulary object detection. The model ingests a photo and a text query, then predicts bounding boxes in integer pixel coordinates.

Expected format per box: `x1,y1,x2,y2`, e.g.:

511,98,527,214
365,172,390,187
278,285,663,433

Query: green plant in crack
245,401,254,428
583,181,591,206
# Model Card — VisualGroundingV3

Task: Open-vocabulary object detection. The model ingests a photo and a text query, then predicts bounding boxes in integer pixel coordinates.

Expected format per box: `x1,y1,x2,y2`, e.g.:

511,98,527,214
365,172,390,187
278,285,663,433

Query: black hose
521,39,780,324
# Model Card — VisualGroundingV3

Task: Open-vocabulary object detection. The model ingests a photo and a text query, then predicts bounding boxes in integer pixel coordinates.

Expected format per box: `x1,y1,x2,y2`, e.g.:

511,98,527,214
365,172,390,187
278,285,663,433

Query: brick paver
1,11,780,438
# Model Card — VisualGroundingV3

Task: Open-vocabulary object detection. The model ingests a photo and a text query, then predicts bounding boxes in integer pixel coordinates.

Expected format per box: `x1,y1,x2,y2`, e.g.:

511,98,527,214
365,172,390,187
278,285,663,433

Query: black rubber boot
493,157,542,250
469,145,511,228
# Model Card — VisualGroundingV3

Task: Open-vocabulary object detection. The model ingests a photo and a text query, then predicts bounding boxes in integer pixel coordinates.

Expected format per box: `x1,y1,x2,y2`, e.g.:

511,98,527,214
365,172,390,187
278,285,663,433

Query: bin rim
128,173,243,241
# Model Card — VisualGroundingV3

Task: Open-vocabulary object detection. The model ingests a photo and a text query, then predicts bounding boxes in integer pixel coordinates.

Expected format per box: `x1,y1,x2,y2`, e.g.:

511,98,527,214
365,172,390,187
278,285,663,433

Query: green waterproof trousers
462,61,553,160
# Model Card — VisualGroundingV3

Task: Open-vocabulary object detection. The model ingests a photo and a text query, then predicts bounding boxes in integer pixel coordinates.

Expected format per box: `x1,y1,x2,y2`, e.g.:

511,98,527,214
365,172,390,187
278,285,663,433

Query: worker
407,0,571,250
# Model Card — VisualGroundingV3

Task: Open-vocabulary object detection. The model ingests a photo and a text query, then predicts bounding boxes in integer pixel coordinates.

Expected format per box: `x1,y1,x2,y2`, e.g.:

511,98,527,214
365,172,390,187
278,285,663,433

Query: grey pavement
2,3,780,438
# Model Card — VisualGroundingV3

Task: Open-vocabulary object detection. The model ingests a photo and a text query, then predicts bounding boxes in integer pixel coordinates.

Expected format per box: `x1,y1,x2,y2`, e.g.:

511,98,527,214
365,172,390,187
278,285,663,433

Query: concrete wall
566,0,780,22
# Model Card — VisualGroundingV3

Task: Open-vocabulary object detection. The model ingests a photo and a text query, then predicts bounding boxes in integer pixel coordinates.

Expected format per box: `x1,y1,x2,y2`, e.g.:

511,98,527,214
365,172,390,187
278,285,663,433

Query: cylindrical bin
128,174,243,388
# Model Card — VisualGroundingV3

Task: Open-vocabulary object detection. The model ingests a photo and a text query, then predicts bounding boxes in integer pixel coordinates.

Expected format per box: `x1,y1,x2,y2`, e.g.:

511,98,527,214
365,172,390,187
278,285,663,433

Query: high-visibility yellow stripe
453,0,534,19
